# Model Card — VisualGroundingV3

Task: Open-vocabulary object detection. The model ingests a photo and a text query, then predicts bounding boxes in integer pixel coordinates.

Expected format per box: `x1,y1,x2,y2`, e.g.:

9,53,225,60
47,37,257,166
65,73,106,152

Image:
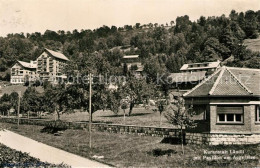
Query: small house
183,66,260,145
180,60,221,73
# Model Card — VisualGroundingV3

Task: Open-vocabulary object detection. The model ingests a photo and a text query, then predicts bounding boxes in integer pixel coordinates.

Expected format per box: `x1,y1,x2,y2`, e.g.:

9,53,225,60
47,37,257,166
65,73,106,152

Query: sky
0,0,259,37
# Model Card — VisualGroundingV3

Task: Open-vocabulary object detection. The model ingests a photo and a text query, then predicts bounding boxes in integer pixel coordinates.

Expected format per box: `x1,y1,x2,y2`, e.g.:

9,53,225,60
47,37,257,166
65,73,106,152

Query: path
0,130,110,168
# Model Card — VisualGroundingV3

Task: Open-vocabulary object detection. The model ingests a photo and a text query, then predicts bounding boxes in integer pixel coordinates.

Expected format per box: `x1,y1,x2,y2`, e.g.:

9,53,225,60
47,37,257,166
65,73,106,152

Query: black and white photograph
0,0,259,167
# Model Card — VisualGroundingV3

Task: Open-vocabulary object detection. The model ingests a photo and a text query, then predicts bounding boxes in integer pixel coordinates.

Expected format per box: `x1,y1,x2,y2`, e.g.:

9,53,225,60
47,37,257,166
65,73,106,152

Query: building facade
36,48,69,82
10,48,69,85
180,60,221,73
183,66,260,145
121,55,143,77
10,60,37,84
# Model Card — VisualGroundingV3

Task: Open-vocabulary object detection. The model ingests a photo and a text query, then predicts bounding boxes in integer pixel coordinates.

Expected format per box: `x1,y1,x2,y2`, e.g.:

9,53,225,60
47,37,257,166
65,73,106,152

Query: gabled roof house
36,48,69,82
183,66,260,145
10,60,37,84
10,48,69,85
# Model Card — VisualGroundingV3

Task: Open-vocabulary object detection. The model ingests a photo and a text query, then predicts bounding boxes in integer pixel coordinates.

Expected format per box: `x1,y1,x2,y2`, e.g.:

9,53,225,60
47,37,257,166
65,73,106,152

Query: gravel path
0,130,110,168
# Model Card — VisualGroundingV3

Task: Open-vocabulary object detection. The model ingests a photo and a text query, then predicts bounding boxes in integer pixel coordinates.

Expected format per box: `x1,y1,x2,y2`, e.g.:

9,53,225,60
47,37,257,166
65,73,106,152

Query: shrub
148,148,177,157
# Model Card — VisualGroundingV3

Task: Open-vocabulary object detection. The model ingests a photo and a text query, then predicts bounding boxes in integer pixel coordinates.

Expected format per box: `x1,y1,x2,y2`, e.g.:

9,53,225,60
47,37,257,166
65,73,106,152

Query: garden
1,122,259,167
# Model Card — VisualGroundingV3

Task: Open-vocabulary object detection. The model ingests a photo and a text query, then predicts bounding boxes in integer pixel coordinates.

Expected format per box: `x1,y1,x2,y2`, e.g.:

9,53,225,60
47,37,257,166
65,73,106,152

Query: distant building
169,71,207,90
10,60,37,84
168,60,221,100
168,71,207,102
10,48,69,85
36,48,69,82
122,55,143,77
180,60,221,73
183,66,260,145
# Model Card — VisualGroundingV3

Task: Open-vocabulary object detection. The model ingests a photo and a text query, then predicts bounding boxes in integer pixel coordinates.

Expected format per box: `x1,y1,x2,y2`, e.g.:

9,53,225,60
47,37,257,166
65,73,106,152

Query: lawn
1,122,259,168
46,107,173,128
0,84,44,96
244,37,260,52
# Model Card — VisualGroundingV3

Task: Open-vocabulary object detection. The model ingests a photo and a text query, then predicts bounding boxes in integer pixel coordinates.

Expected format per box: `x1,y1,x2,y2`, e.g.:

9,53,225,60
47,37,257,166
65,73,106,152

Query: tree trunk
128,102,134,116
160,112,162,127
181,127,184,155
123,109,126,125
57,111,60,120
55,105,60,120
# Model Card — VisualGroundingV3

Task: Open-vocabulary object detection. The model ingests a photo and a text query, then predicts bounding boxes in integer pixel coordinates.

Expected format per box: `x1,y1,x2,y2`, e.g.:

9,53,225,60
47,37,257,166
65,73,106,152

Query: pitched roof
180,60,220,71
45,48,69,61
17,60,37,69
183,66,260,97
169,71,206,83
228,67,260,95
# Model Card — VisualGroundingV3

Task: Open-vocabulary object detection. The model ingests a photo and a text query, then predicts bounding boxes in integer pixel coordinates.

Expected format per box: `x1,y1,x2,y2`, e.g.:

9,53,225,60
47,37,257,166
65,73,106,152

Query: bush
148,148,177,157
41,121,68,134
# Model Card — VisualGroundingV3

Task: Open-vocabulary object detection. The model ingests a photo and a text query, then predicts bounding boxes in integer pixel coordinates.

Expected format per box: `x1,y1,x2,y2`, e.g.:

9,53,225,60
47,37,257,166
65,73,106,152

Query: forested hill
0,10,259,79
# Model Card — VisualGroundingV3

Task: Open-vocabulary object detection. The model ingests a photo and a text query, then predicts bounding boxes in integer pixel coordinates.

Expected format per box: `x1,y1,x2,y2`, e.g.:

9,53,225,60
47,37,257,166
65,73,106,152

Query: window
217,106,243,123
256,105,260,123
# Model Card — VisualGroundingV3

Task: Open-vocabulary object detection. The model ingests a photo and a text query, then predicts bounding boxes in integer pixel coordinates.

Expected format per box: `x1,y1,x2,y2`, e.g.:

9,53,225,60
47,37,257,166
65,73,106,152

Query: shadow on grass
161,137,186,145
147,148,177,157
101,112,152,118
76,121,113,124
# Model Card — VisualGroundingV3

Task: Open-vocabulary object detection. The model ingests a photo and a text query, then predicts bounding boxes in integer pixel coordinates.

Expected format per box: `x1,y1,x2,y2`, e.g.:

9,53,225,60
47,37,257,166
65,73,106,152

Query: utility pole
17,91,21,127
89,73,92,148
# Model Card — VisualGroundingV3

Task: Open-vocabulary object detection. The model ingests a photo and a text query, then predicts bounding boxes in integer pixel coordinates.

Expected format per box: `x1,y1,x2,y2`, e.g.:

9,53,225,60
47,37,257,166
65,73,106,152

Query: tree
0,102,11,116
143,57,165,83
123,63,128,76
43,85,67,120
170,20,175,26
0,94,11,116
202,37,230,61
21,87,44,118
157,98,167,127
244,10,259,38
135,23,141,29
120,76,155,116
164,97,196,155
107,90,121,115
120,99,129,125
9,92,19,115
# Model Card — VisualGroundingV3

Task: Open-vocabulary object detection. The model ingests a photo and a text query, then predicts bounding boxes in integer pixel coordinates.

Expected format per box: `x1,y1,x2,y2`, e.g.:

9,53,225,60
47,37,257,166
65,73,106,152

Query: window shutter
217,106,243,114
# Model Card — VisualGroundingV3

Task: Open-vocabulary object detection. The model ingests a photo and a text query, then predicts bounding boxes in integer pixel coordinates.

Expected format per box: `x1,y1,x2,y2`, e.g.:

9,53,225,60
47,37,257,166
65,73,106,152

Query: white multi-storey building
36,48,69,82
10,48,69,84
10,60,37,84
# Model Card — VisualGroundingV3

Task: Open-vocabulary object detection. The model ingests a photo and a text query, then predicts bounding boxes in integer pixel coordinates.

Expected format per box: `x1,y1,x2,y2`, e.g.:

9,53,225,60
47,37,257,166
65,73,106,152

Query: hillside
0,9,259,81
244,37,260,52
